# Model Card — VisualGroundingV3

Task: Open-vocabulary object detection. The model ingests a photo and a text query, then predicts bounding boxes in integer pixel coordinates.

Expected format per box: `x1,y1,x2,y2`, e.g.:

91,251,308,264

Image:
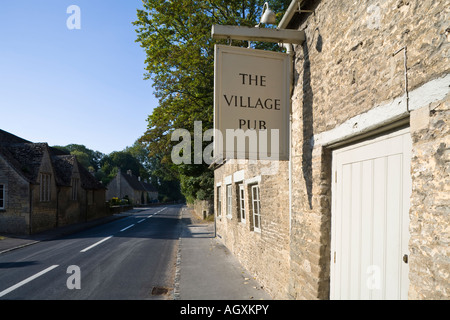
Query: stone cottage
0,129,107,235
213,0,449,300
106,170,158,205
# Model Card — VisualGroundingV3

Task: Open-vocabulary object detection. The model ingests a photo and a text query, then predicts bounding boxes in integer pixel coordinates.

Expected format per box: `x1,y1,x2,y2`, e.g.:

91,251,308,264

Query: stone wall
0,155,30,234
189,199,214,220
287,0,449,300
409,99,450,299
57,186,83,226
214,159,290,299
30,151,58,234
85,188,108,221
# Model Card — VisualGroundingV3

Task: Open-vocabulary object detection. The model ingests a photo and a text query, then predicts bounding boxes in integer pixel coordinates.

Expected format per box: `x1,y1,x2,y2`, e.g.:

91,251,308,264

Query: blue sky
0,0,157,154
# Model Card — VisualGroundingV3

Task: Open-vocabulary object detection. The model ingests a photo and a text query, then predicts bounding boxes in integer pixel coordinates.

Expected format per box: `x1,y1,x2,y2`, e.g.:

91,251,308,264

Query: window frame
238,183,246,223
216,185,222,217
251,184,261,232
226,184,232,219
0,184,5,210
40,173,51,202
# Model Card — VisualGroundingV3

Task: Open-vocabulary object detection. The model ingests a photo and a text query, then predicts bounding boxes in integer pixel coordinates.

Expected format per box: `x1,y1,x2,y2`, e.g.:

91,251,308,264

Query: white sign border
213,44,291,161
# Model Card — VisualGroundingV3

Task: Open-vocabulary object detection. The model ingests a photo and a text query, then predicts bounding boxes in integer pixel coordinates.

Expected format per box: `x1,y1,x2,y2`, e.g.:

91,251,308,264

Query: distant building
0,129,107,235
106,170,158,205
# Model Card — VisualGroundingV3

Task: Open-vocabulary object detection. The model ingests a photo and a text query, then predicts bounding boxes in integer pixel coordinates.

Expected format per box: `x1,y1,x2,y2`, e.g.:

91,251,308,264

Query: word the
239,73,267,86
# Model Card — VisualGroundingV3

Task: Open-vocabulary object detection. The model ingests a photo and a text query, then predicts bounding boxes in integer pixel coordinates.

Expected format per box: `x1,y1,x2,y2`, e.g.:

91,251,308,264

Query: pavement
176,206,272,300
0,206,272,300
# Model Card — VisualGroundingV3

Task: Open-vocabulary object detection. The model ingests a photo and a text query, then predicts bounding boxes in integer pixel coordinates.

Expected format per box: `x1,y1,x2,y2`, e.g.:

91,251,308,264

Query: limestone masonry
214,0,449,300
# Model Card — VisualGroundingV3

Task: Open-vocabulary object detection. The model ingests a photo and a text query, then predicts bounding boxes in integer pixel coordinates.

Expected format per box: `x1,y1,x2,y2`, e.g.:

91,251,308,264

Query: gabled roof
119,171,157,193
0,142,49,183
78,162,104,190
52,155,77,187
121,171,146,191
0,129,105,190
0,129,31,144
142,181,157,193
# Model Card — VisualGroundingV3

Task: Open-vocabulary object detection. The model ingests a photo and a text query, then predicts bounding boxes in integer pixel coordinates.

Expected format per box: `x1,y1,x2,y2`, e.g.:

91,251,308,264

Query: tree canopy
134,0,290,203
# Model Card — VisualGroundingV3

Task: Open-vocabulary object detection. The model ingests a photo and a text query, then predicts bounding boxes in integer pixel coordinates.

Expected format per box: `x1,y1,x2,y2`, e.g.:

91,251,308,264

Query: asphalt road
0,205,181,300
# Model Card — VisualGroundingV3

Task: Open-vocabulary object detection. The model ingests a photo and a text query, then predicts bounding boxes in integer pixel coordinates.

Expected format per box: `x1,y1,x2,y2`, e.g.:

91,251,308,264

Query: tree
126,140,184,202
99,151,149,185
53,144,104,172
134,0,290,203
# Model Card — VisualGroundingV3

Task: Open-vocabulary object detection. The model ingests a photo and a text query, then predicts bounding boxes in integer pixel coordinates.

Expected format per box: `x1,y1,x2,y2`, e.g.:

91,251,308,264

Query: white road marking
0,265,59,298
79,207,167,252
120,224,135,232
80,236,113,253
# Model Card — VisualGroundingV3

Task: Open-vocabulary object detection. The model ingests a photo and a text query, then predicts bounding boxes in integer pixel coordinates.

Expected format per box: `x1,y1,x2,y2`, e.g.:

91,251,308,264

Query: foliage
134,0,290,203
53,141,184,201
109,197,130,206
53,144,104,172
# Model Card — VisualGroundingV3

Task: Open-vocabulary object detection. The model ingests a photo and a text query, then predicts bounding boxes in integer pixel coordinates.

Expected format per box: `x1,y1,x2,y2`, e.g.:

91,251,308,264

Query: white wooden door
330,128,412,300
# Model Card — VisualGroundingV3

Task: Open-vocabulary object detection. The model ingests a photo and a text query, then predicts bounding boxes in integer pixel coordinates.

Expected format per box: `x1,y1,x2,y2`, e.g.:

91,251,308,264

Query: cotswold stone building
214,0,449,299
0,130,107,235
106,170,158,205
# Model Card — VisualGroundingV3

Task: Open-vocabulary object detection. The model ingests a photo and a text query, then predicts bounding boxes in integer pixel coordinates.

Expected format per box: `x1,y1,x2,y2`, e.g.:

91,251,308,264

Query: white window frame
238,183,246,223
251,184,261,232
40,173,51,202
226,184,232,219
216,185,222,217
0,184,5,210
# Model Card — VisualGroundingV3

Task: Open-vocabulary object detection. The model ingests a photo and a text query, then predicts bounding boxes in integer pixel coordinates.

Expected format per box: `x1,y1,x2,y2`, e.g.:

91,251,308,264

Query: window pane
239,185,245,221
0,185,3,208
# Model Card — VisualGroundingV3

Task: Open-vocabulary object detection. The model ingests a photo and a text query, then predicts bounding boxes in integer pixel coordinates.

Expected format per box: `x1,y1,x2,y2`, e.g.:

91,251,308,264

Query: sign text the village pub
214,45,290,161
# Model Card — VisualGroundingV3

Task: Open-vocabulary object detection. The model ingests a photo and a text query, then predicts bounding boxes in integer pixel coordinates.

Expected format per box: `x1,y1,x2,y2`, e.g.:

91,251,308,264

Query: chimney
127,170,132,176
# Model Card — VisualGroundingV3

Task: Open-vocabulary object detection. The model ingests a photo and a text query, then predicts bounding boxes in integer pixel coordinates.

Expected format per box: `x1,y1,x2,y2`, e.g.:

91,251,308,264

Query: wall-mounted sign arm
211,25,305,45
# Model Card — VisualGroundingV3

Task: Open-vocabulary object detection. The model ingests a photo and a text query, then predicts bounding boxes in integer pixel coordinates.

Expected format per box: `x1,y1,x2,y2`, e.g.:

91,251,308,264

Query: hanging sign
214,44,290,161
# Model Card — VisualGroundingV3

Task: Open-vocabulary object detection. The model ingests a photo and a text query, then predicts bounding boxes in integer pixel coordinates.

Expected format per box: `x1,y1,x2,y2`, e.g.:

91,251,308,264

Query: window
40,173,51,202
71,178,79,201
0,184,5,209
216,186,222,217
251,185,261,232
238,184,246,223
226,184,232,219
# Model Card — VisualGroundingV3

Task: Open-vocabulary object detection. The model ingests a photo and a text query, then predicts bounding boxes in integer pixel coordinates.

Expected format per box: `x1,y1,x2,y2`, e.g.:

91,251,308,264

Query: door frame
330,126,412,300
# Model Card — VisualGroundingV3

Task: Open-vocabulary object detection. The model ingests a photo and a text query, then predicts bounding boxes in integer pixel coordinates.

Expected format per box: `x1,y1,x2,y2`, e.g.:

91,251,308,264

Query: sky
0,0,158,154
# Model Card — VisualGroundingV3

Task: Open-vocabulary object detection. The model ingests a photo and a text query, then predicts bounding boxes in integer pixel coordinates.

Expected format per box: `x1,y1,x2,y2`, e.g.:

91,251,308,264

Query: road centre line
80,236,113,253
120,224,135,232
79,207,168,252
0,207,173,296
0,265,59,298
